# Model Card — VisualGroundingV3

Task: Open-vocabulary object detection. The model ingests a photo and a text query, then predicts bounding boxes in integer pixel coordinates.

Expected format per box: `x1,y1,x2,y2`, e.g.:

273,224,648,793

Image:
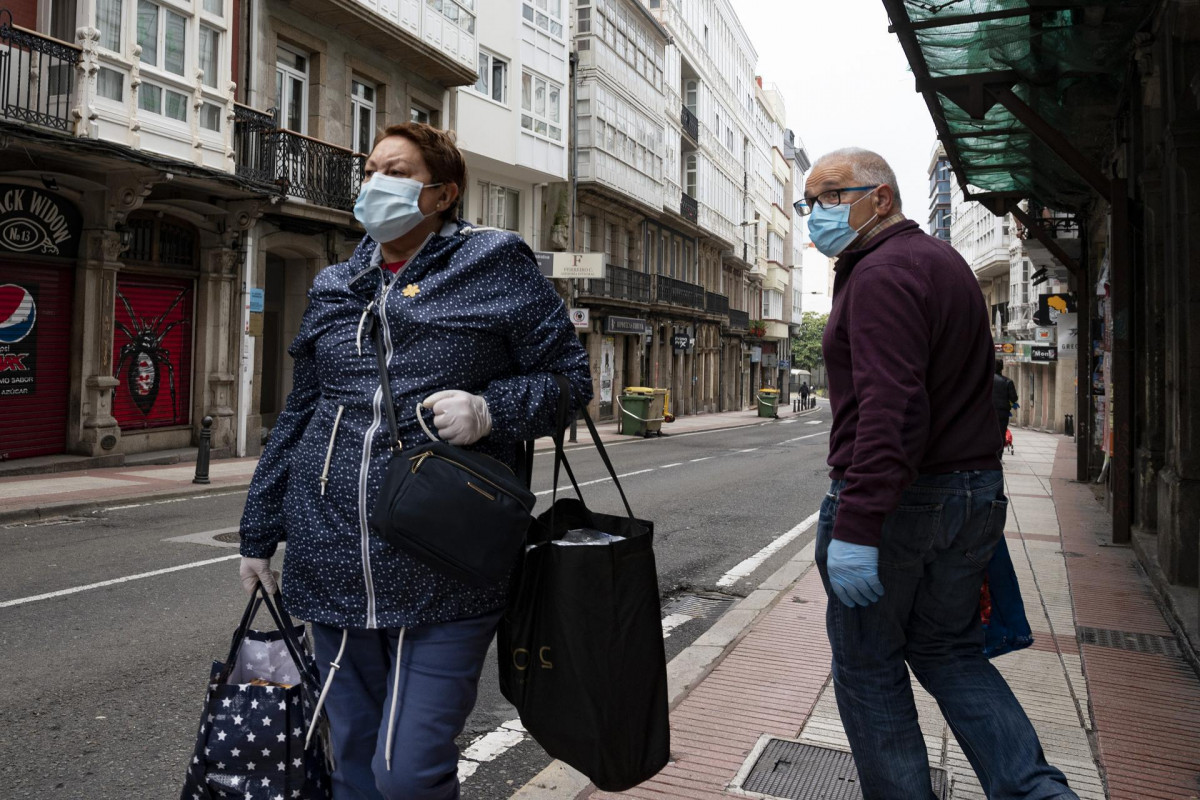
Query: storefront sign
671,332,693,351
0,185,81,258
0,283,38,396
535,251,605,278
604,316,649,335
568,308,589,329
749,346,762,363
599,336,614,403
1033,293,1077,327
778,359,790,369
1057,313,1078,358
1031,345,1058,363
249,288,265,313
1035,327,1055,343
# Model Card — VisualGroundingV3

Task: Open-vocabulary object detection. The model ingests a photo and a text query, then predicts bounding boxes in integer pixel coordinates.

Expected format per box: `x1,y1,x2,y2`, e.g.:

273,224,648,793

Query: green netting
897,1,1154,210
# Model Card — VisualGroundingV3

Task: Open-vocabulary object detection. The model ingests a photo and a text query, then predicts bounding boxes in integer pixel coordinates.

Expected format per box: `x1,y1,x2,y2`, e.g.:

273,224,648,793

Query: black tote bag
180,585,331,800
498,401,669,792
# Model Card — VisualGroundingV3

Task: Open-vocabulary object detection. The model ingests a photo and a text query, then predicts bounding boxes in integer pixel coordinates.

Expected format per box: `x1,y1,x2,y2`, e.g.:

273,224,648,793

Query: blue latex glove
826,539,885,607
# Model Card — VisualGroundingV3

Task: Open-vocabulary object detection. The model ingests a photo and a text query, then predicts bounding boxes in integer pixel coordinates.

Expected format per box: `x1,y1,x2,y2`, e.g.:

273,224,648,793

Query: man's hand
423,390,492,446
239,557,279,594
826,539,884,607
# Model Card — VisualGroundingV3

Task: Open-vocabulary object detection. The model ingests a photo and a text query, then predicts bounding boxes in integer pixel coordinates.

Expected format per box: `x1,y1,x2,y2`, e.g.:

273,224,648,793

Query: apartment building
0,0,478,463
928,143,951,242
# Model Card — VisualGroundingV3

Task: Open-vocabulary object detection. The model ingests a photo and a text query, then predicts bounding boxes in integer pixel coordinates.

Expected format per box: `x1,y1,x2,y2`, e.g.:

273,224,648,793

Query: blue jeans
312,610,502,800
816,472,1077,800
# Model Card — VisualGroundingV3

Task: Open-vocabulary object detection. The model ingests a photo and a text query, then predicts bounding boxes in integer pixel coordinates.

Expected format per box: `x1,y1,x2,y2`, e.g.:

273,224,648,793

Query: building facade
928,143,951,242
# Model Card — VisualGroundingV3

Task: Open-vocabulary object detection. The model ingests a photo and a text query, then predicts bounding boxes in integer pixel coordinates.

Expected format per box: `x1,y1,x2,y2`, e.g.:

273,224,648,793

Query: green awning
885,1,1154,211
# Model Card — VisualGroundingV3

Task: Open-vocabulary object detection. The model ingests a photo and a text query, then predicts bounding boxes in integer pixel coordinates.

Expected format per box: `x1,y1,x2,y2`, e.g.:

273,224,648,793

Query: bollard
1064,414,1074,438
194,415,213,484
569,410,578,443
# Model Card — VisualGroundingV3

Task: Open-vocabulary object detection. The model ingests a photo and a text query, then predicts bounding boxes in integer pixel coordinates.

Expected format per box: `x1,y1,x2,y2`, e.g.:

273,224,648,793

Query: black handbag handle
219,584,321,700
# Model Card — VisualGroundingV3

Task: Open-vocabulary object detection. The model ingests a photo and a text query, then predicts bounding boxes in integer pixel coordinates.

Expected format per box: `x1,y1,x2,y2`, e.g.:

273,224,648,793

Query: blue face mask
353,174,443,243
807,188,879,257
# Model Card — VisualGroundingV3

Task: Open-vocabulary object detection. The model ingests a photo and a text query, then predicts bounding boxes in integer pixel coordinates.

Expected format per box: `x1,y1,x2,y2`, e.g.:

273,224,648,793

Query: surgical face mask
353,174,443,243
807,188,879,257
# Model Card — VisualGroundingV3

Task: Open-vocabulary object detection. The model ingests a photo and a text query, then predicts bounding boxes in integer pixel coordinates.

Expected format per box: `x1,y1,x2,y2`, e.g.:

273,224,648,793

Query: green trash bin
618,391,651,436
757,388,780,419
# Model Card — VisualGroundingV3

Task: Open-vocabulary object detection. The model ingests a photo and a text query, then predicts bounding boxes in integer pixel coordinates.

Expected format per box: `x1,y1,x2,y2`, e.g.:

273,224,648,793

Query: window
480,183,520,231
200,102,222,131
520,71,562,141
684,80,698,114
473,51,508,104
97,67,124,101
351,80,376,154
138,81,188,120
275,46,309,133
684,154,697,197
96,0,122,51
202,0,223,14
199,25,220,88
523,0,564,37
410,104,433,125
137,1,187,76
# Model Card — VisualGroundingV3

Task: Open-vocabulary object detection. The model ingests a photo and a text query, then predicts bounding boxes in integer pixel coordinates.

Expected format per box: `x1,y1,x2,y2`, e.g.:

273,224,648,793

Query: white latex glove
239,556,279,595
422,390,492,446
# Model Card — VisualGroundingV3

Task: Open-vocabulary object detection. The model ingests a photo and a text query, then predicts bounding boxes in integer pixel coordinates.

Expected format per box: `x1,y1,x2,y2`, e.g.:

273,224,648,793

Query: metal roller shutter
112,275,194,430
0,263,74,460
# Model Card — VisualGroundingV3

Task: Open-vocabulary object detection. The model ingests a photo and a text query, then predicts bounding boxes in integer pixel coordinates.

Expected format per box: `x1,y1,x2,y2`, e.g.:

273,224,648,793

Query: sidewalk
0,401,816,524
516,430,1200,800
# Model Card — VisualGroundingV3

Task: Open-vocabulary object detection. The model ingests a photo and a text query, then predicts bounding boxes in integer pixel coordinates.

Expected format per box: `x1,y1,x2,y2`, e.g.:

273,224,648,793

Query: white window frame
198,23,220,88
479,182,520,232
137,0,188,77
520,70,562,142
275,44,309,134
522,0,564,39
351,79,377,155
473,50,508,106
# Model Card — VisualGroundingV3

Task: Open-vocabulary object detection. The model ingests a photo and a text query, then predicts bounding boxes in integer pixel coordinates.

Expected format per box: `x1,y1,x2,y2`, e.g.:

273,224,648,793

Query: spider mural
114,287,191,417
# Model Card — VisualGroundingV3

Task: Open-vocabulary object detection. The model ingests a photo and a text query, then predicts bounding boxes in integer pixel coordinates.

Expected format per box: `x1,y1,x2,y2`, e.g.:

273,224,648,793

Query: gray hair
813,147,903,210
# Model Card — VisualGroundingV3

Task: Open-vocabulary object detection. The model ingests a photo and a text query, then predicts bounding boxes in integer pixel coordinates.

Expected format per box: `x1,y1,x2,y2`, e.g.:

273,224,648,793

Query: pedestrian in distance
993,359,1019,460
236,122,591,800
800,147,1079,799
800,381,811,410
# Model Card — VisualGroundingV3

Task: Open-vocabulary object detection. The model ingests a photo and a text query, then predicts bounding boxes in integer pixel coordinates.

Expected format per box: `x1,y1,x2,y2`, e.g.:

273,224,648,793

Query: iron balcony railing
0,10,80,133
233,106,365,211
580,264,651,304
680,192,698,224
233,103,276,184
705,292,729,315
680,105,699,142
728,309,750,330
656,274,705,311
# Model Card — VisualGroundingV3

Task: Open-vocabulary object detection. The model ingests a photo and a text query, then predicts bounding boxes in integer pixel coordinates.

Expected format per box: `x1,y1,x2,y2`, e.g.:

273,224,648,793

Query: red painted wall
8,0,39,30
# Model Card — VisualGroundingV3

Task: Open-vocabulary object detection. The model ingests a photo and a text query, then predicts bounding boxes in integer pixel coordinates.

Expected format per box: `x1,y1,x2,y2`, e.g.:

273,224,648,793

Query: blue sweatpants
311,610,502,800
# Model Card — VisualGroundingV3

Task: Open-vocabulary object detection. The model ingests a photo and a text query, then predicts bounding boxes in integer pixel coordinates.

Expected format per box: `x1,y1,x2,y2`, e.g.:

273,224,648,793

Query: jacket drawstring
385,627,407,771
306,628,347,751
355,299,376,355
320,405,345,496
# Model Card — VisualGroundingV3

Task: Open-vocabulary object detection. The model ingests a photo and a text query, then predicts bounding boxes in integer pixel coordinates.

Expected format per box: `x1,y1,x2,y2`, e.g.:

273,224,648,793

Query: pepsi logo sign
0,284,36,344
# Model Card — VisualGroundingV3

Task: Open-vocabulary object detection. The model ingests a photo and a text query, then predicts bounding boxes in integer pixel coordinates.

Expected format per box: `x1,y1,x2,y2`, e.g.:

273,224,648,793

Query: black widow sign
114,286,191,417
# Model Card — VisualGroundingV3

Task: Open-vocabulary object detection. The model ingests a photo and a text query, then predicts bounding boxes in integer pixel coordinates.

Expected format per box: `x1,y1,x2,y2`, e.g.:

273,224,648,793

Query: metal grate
660,593,735,621
741,740,949,800
214,530,242,544
1077,626,1183,657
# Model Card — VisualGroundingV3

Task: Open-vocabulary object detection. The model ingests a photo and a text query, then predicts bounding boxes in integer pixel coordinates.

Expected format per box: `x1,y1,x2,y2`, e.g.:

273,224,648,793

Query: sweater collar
834,218,921,272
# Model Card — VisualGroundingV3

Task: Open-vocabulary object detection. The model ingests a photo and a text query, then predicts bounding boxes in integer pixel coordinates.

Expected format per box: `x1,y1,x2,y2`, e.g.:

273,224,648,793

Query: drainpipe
236,227,256,457
568,49,580,442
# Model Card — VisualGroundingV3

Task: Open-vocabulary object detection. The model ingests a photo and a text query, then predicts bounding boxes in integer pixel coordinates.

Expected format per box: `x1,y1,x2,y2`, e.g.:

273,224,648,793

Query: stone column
193,244,239,456
73,229,122,456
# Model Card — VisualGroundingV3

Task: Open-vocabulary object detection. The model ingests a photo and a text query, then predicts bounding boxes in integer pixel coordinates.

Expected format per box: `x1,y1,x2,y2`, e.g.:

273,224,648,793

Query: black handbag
365,315,537,586
180,585,331,800
498,393,670,792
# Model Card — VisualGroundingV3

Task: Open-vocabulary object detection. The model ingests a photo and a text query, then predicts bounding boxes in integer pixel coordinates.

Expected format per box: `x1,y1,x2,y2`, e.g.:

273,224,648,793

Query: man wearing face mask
802,148,1078,799
236,123,591,799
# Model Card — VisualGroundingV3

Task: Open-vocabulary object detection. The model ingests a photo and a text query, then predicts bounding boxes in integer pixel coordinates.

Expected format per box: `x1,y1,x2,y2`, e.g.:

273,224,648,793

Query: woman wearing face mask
235,122,592,800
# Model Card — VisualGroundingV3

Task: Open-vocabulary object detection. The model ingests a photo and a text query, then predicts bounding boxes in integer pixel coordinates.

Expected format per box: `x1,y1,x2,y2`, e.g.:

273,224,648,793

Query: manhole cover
660,593,734,620
213,530,241,544
740,739,949,799
1077,626,1182,657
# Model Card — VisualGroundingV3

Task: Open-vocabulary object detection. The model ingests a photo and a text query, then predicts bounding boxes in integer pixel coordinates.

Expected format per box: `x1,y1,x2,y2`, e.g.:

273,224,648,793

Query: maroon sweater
823,219,1002,547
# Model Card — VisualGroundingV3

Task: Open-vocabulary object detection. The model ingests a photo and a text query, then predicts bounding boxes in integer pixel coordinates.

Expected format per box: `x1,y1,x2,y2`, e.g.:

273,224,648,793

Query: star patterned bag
179,585,332,800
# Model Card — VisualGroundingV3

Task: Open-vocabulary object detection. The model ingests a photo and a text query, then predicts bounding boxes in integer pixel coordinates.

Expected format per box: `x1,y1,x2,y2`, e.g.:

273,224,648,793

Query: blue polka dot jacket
238,222,592,630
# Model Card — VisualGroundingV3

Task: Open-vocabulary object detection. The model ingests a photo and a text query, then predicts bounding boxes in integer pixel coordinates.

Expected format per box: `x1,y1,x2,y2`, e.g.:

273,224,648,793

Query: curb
0,482,253,526
510,536,821,799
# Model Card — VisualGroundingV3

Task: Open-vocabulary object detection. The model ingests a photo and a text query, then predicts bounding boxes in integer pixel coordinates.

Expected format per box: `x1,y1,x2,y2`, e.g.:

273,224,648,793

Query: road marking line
532,467,659,497
738,448,759,453
779,419,796,424
690,457,713,462
0,552,241,608
660,612,693,639
659,462,683,469
806,420,822,425
104,490,246,511
716,510,821,588
781,431,830,444
458,719,527,782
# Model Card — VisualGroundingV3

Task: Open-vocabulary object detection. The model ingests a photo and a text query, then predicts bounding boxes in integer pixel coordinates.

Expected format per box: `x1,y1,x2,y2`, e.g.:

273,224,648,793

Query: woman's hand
423,390,492,446
239,557,279,594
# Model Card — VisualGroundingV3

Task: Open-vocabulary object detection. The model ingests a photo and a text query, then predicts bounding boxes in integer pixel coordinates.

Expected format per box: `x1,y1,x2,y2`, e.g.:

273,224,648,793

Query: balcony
680,105,699,143
680,192,698,224
234,105,365,212
0,12,80,134
705,292,729,315
728,309,750,331
655,275,705,310
579,265,651,304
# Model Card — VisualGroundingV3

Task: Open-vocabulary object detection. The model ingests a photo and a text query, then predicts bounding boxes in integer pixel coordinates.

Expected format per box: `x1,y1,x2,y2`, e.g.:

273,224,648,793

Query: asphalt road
0,410,833,799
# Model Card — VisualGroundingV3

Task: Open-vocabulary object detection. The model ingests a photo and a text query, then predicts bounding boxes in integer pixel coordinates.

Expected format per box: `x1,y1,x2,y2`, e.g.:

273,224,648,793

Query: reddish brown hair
374,122,466,222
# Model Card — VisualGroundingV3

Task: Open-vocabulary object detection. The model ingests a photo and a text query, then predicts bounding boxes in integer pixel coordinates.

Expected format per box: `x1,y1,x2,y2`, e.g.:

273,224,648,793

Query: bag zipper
320,405,345,497
409,452,528,509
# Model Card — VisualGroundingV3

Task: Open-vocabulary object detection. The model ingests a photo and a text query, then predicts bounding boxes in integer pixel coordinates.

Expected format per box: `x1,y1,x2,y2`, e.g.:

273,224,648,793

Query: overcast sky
728,0,938,236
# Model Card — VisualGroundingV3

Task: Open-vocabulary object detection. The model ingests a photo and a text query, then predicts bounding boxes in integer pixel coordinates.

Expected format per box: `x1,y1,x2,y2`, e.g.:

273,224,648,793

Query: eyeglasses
793,185,879,217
